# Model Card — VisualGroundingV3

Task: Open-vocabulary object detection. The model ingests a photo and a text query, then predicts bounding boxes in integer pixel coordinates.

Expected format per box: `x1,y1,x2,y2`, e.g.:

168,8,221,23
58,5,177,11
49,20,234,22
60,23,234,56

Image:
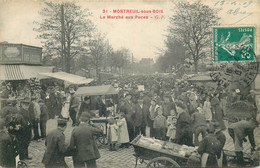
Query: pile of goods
136,136,198,157
137,136,163,151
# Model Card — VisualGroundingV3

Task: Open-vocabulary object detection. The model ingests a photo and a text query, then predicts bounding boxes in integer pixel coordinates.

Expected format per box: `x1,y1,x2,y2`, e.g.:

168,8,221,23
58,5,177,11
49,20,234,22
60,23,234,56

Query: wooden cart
130,135,200,167
130,135,256,167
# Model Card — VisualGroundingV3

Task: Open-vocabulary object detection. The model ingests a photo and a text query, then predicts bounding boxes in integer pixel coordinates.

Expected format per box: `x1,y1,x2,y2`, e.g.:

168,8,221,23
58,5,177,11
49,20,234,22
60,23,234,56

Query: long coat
69,123,103,162
122,100,134,128
42,128,67,167
211,97,226,130
133,103,147,128
117,118,129,143
175,112,193,146
0,130,17,167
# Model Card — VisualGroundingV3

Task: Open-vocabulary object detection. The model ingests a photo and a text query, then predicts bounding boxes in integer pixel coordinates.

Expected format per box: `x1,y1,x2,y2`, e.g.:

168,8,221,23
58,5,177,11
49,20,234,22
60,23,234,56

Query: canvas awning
187,75,213,82
38,72,93,85
0,65,54,81
75,85,118,96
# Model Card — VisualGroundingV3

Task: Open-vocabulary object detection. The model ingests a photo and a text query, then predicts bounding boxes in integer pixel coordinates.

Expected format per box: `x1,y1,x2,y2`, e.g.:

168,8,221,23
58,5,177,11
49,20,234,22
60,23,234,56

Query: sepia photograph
0,0,260,167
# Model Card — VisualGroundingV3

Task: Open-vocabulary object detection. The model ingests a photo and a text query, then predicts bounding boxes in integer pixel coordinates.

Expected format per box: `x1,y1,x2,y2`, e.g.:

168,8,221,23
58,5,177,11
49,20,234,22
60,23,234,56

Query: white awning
0,65,54,81
38,71,93,85
75,85,118,96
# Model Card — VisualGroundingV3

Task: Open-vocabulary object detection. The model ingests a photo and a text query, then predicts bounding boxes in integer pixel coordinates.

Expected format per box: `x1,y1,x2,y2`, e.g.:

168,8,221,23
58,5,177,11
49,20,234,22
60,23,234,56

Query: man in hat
0,99,18,119
69,88,80,126
133,95,148,137
198,124,222,167
98,95,107,117
228,119,258,166
0,118,18,167
42,119,68,168
162,95,176,118
69,112,103,168
16,97,32,160
174,102,193,146
191,109,208,146
245,90,257,119
77,96,94,125
121,93,135,141
29,96,41,141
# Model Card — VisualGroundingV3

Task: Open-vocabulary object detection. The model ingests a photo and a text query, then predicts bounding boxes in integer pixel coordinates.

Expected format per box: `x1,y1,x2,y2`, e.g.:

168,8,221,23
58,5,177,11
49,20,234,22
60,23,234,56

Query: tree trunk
194,60,198,74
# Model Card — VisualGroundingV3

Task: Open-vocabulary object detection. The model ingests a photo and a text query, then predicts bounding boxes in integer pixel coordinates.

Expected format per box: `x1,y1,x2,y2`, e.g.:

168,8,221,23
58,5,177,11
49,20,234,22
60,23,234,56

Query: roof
0,65,53,81
38,72,93,85
75,85,118,96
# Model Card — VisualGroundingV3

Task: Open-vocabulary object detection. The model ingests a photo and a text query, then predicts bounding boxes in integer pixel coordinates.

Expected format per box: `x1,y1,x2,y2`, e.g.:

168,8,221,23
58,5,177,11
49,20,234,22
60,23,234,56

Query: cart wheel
146,157,180,168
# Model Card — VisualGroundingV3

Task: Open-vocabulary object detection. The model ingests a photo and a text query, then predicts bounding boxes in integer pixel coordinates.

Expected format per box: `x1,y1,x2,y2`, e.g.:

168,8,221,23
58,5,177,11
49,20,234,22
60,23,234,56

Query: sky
0,0,259,61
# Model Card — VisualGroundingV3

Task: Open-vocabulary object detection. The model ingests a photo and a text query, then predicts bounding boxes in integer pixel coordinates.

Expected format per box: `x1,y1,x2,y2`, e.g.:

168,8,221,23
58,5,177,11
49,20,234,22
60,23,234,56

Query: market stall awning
187,75,213,82
0,65,54,81
38,72,93,85
75,85,118,96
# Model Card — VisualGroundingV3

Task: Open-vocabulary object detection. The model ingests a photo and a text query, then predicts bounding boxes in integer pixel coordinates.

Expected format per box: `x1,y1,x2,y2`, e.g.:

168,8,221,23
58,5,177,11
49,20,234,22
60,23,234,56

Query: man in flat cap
69,112,103,168
42,119,68,168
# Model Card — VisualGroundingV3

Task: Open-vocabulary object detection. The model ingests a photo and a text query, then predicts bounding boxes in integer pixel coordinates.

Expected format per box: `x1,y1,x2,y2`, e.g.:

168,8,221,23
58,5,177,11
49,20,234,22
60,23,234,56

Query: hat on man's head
84,96,91,101
80,112,91,122
211,121,221,132
57,119,67,127
21,97,31,104
6,99,13,105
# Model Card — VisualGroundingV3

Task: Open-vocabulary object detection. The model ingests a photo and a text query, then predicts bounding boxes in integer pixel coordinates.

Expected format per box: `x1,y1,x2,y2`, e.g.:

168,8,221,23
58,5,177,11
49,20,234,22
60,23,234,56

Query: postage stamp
213,26,256,62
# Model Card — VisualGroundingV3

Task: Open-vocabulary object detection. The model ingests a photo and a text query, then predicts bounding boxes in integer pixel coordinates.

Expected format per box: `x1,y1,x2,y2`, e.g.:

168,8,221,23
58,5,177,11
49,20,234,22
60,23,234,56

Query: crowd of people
0,74,259,167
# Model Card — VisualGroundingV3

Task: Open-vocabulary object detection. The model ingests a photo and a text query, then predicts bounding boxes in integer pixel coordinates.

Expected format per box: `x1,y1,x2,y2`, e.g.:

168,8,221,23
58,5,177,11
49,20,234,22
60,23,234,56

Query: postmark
213,26,256,62
210,62,258,89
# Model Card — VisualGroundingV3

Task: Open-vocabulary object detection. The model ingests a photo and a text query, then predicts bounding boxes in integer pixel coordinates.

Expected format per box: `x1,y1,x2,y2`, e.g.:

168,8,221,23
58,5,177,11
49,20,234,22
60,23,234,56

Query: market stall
38,71,94,86
75,85,119,144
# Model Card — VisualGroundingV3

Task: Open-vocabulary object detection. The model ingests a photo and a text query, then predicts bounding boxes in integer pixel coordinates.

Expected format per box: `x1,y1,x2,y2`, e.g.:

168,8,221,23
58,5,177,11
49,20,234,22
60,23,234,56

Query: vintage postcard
0,0,260,167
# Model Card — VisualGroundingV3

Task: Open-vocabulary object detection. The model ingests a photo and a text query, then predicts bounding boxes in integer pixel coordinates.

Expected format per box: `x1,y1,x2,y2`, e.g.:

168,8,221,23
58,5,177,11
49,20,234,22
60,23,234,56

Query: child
117,113,130,148
166,109,177,142
153,106,167,140
107,118,118,151
197,103,203,114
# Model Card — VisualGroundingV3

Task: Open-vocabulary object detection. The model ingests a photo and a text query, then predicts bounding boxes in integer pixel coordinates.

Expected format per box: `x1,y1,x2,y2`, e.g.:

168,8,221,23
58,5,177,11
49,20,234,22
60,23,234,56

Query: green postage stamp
213,26,256,62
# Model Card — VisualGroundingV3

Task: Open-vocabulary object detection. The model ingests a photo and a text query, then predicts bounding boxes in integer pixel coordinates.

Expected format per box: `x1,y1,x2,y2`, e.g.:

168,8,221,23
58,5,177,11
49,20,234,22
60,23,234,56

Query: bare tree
88,33,108,84
168,1,220,73
34,2,94,72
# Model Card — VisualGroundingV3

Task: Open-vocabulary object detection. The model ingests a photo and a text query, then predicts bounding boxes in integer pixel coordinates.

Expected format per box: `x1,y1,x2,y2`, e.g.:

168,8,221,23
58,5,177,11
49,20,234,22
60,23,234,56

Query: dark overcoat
42,128,67,167
69,123,103,162
0,130,17,167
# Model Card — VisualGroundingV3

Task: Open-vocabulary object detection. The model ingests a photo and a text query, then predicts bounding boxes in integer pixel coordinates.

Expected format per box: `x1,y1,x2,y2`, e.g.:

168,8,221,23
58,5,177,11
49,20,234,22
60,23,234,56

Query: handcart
130,135,200,167
130,135,256,167
90,116,118,145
